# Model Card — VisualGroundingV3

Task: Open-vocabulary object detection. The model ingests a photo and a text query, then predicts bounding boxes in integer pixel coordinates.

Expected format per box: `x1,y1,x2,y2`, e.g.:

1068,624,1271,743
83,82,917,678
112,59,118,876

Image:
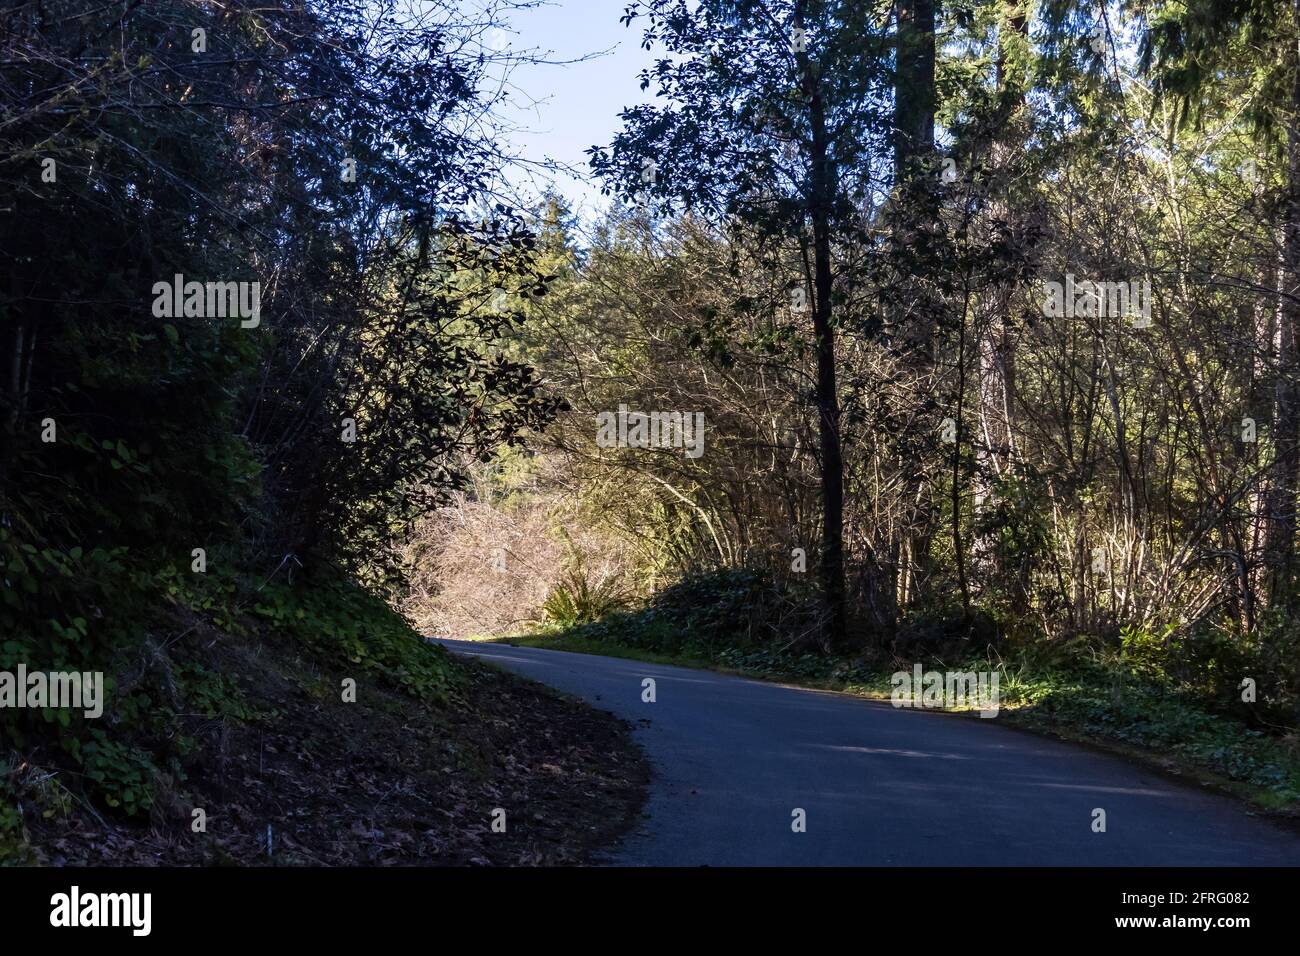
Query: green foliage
646,569,809,648
1240,612,1300,721
81,733,156,818
253,578,457,707
1011,672,1300,801
177,663,257,723
1115,624,1182,683
541,568,628,627
538,568,822,657
0,0,548,847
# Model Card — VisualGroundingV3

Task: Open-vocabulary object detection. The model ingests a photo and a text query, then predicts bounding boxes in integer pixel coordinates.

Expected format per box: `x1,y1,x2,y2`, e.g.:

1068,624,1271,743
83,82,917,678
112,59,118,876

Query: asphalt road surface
436,638,1300,866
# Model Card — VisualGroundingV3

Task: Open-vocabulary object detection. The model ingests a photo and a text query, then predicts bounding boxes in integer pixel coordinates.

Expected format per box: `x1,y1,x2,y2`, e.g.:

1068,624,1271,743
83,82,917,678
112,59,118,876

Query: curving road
436,638,1300,866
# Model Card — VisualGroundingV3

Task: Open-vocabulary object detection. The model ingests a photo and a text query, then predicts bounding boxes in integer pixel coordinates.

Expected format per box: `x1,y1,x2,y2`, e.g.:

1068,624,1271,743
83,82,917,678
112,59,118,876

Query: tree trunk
891,0,937,625
807,66,847,646
973,2,1030,603
1249,251,1281,601
1264,51,1300,607
894,0,936,177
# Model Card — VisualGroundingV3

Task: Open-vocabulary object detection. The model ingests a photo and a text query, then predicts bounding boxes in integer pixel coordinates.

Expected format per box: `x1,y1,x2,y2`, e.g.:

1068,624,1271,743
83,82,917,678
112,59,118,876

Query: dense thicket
0,0,556,797
411,0,1300,728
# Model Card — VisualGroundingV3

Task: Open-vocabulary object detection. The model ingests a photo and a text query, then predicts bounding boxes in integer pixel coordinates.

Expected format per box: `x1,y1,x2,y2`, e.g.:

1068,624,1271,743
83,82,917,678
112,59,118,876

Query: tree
1141,0,1300,607
590,0,894,646
0,0,560,756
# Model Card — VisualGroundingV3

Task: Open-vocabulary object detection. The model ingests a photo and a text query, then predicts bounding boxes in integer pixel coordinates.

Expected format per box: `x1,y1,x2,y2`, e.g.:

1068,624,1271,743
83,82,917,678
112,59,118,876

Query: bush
81,733,156,818
253,576,457,706
541,567,823,656
541,567,628,627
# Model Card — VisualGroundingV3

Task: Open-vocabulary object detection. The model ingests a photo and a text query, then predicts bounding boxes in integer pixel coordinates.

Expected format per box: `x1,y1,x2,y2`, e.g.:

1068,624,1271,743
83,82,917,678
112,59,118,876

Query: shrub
541,567,628,627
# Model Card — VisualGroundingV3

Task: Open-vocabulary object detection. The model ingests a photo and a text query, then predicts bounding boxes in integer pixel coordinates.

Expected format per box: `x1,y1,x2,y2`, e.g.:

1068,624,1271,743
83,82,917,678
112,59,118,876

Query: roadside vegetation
0,0,642,864
406,2,1300,819
4,571,646,865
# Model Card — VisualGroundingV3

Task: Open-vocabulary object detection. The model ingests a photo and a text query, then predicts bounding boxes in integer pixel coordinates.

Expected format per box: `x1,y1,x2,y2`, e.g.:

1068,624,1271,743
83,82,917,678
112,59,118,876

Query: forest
3,0,1300,871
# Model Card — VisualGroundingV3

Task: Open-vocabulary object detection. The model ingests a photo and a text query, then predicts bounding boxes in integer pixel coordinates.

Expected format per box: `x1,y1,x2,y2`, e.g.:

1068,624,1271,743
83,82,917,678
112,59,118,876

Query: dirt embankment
13,621,648,866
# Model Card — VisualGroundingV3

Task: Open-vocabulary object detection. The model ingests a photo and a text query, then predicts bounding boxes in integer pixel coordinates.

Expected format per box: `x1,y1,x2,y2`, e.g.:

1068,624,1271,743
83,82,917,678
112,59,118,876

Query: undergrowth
1,563,458,861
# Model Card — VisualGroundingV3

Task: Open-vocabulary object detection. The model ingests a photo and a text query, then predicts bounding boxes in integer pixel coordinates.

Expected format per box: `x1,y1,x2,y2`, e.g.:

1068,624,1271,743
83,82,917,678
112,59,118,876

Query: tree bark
973,2,1030,603
890,0,938,626
807,60,847,646
1263,46,1300,607
894,0,936,177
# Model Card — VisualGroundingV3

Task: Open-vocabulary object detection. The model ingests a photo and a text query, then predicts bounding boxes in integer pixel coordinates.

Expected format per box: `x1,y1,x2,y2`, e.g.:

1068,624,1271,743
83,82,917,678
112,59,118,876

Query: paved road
437,638,1300,866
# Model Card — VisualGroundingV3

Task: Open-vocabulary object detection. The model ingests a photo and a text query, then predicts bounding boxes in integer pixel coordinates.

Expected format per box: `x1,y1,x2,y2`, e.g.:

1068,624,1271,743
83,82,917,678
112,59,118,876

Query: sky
484,0,659,221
